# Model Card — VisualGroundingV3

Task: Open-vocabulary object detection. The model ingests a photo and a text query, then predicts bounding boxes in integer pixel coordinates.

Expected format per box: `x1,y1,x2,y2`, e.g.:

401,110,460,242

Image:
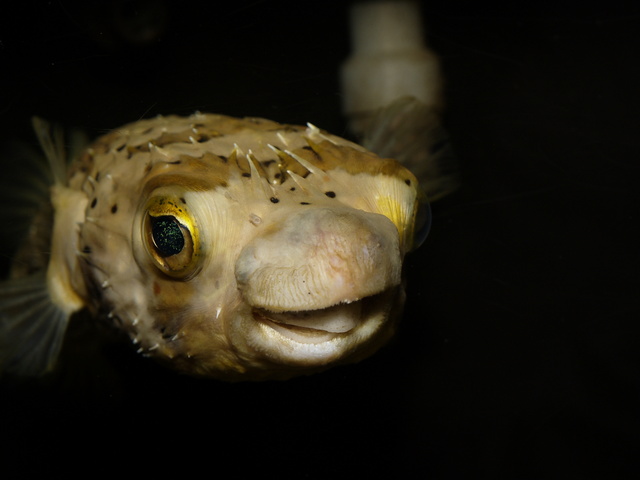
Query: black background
1,1,638,478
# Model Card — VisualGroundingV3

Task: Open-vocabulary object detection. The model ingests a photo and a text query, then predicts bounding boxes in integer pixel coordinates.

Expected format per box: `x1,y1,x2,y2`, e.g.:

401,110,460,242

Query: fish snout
235,207,402,312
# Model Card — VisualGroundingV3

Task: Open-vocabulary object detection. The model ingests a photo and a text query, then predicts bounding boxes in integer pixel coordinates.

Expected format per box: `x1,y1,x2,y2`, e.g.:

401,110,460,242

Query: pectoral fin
0,273,70,376
362,96,459,201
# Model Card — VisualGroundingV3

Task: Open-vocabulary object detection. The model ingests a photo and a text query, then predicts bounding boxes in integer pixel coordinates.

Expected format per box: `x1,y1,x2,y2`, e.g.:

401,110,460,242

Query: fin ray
31,117,68,185
362,96,459,201
0,139,54,254
0,274,70,376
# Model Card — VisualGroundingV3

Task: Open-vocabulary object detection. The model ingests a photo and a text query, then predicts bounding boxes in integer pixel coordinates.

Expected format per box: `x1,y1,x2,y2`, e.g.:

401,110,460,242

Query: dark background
1,1,638,477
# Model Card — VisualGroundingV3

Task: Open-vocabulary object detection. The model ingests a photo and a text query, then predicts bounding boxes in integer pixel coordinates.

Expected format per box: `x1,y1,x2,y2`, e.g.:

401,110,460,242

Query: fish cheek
148,274,197,317
145,273,219,358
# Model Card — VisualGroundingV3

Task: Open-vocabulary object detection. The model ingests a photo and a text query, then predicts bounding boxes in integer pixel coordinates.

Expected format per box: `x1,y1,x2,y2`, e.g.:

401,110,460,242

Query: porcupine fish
0,107,433,381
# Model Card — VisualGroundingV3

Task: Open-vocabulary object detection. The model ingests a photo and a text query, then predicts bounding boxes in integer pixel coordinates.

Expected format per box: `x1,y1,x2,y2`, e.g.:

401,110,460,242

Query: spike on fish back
245,152,275,202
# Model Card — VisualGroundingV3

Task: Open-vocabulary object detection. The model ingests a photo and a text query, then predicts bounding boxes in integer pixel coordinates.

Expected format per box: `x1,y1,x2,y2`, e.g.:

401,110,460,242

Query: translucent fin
0,273,70,376
31,116,68,185
0,138,53,256
0,117,87,257
362,96,458,201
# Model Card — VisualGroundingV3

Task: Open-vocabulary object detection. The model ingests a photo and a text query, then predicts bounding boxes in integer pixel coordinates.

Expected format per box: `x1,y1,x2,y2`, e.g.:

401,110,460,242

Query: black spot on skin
325,191,336,198
82,245,92,254
274,173,281,179
116,144,126,152
167,160,182,165
270,197,279,204
197,135,210,143
111,204,118,214
405,179,411,186
300,202,310,205
242,172,251,178
91,198,97,208
301,145,322,163
180,197,187,204
95,171,101,182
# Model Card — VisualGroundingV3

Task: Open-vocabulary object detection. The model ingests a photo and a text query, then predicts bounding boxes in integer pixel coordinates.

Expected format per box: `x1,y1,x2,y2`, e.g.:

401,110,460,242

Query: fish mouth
246,289,399,362
252,300,365,345
227,287,401,375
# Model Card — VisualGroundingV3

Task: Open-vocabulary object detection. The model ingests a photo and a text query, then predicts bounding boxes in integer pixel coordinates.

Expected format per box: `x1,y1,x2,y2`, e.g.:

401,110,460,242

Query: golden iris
143,196,201,278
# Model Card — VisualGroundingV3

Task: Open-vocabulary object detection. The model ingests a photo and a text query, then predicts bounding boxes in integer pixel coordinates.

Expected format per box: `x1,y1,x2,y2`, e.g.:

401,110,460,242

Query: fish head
76,115,427,380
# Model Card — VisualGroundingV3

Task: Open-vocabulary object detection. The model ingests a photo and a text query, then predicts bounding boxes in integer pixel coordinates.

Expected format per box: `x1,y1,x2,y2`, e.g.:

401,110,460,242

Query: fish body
0,111,427,380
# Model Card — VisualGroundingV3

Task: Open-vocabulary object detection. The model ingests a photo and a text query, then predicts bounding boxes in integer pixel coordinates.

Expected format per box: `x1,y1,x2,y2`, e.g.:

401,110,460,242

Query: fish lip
250,293,382,345
253,314,344,345
230,287,400,368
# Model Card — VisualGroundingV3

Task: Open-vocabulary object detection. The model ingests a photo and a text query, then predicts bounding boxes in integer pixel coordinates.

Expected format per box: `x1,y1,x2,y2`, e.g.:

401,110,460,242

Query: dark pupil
150,215,184,257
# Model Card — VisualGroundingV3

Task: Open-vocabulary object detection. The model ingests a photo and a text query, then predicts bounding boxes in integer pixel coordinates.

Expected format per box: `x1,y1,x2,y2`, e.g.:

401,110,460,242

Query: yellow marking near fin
47,185,89,314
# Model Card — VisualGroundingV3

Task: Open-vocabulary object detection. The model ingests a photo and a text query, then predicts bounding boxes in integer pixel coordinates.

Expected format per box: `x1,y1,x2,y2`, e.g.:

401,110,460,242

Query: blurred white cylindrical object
341,1,441,132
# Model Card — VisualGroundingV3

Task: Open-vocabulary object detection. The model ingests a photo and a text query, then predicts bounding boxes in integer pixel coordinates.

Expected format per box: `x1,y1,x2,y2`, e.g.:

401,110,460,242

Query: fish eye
142,196,201,278
150,215,185,257
412,199,432,250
